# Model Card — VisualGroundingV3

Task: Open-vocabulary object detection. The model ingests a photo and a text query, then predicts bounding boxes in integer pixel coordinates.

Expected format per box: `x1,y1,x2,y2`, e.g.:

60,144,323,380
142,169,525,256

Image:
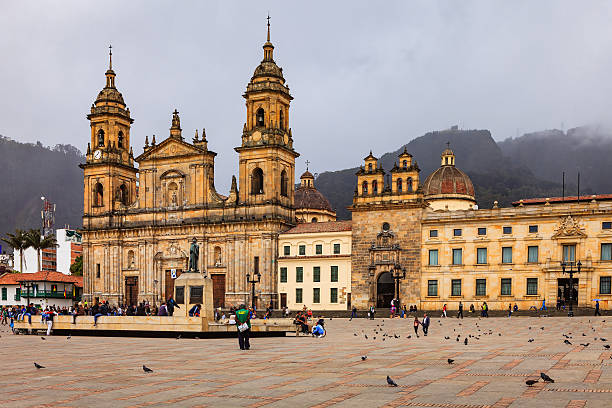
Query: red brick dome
295,186,333,212
423,165,475,197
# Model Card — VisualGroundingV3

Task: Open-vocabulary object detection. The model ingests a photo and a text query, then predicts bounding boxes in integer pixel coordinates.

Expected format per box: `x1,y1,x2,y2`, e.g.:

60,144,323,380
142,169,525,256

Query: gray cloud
1,1,612,193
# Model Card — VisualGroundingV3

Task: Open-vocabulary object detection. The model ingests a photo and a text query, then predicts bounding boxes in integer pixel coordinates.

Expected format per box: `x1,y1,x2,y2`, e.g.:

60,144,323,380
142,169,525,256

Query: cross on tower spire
109,44,112,70
267,13,271,42
446,141,450,149
305,160,310,171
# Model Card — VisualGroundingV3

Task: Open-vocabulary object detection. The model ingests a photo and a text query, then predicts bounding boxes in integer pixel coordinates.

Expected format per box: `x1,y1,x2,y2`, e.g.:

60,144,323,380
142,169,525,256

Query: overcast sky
2,1,612,192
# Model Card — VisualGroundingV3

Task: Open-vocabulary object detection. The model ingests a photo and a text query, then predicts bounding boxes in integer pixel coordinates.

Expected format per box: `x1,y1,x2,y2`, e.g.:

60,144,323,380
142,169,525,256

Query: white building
0,271,82,308
13,229,82,274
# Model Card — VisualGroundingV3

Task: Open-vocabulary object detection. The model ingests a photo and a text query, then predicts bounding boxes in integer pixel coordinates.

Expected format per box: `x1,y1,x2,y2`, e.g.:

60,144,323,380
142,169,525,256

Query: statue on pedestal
188,238,199,273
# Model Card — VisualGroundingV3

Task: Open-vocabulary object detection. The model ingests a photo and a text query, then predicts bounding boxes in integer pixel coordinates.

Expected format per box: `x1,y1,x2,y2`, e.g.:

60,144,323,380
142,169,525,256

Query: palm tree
1,229,30,273
25,229,57,272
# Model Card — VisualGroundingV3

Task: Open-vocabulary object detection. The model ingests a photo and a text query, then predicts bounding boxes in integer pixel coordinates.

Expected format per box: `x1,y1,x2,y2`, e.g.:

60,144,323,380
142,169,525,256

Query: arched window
119,184,128,205
214,246,222,266
118,131,124,149
251,168,264,194
97,129,105,147
311,217,318,223
368,163,372,172
127,250,135,268
362,181,368,195
168,182,178,206
279,109,285,130
407,177,413,192
397,178,403,192
256,108,265,127
445,157,449,165
280,170,288,197
402,160,407,169
372,180,378,194
94,183,104,206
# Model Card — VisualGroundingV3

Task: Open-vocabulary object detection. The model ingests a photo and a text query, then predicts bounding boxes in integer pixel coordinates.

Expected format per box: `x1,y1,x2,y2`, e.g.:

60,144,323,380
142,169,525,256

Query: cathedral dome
95,71,126,106
252,59,284,81
295,185,333,212
295,170,336,223
423,147,476,210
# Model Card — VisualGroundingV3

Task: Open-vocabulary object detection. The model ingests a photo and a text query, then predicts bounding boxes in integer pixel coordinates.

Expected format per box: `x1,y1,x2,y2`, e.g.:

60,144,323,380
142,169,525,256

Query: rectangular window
333,243,341,254
527,278,538,295
313,288,320,303
315,244,322,255
96,264,101,279
254,256,260,274
600,277,611,294
175,286,184,304
476,279,486,296
502,247,513,263
330,266,339,282
453,229,462,237
427,280,438,296
501,278,512,296
478,227,487,235
313,266,320,282
295,288,303,303
601,244,612,261
528,246,539,263
451,279,461,296
430,229,438,238
563,245,576,262
603,222,612,230
283,245,290,256
1,287,6,301
529,225,538,233
503,226,512,234
15,288,21,301
477,248,487,264
190,286,203,304
428,249,439,266
299,245,306,256
452,248,462,265
280,267,287,283
330,288,338,303
296,267,303,283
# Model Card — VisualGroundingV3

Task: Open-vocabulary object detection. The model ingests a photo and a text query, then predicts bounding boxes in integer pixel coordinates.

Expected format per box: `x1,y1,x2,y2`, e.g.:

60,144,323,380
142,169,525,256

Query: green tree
1,229,30,273
70,255,83,276
25,229,57,272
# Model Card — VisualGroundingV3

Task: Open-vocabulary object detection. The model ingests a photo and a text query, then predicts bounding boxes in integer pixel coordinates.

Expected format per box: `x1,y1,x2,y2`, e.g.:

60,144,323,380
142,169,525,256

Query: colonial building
80,22,299,309
350,146,612,310
0,271,82,308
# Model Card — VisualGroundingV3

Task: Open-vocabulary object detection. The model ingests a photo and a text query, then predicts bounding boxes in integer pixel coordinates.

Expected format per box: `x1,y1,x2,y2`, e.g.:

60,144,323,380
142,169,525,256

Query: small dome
300,170,314,179
252,60,284,81
96,86,125,105
423,166,475,197
295,185,333,212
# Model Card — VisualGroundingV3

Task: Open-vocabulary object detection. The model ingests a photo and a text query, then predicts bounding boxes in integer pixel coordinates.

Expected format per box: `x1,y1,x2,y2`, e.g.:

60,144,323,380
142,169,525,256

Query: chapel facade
80,22,298,309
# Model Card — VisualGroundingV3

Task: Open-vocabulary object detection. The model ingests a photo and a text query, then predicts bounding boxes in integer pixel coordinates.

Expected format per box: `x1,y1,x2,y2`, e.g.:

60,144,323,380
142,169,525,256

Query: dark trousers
238,328,251,350
457,310,463,319
595,309,601,316
422,325,429,336
413,326,419,336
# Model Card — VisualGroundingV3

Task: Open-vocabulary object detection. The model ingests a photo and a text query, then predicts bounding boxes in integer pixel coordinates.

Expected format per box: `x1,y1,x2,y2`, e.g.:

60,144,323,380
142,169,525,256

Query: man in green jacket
235,304,251,350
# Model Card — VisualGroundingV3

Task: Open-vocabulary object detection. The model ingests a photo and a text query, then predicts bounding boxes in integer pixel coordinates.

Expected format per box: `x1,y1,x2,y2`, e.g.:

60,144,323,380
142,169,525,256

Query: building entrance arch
376,272,395,308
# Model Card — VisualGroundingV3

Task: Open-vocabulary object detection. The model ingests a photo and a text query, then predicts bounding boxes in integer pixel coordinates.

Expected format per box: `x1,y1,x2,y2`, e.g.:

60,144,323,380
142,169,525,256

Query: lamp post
153,279,159,308
391,266,406,308
560,260,581,317
246,271,261,310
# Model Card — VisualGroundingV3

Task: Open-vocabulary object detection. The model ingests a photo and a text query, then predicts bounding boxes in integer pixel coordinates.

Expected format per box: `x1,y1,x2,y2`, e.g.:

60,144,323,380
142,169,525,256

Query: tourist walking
413,316,420,337
457,302,463,319
482,301,489,317
235,304,251,350
350,306,357,320
595,300,601,316
442,304,447,318
369,305,375,320
422,313,430,336
507,303,512,317
540,297,546,311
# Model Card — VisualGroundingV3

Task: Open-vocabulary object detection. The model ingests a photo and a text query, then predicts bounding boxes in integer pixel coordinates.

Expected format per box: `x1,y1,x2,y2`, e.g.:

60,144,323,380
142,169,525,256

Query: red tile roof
0,273,21,285
512,194,612,206
12,271,83,287
283,220,352,234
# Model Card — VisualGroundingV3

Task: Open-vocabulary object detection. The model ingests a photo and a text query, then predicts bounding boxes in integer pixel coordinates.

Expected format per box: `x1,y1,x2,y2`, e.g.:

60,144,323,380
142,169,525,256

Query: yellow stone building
350,147,612,310
80,23,299,309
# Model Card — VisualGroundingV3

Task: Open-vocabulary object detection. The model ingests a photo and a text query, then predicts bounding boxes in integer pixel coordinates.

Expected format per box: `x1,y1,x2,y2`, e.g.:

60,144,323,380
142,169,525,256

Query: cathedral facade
81,24,298,308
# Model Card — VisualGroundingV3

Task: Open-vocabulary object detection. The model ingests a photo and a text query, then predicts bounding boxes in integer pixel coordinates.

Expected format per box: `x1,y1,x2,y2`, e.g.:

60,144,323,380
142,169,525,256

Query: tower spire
267,13,271,42
263,14,274,61
109,44,112,70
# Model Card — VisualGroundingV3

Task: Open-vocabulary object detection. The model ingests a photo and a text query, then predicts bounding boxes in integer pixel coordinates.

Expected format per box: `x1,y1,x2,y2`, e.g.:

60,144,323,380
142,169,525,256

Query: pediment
552,215,587,239
136,138,205,162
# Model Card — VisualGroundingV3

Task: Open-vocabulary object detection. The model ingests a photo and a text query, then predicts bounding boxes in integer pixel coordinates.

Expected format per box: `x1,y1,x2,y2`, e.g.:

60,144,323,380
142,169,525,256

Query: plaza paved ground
1,316,611,407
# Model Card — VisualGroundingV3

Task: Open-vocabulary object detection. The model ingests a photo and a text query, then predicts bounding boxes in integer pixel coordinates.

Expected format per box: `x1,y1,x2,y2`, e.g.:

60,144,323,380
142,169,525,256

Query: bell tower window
367,163,372,172
407,177,413,192
372,180,378,194
280,170,288,197
397,178,402,192
279,109,285,130
97,129,105,147
94,183,104,206
251,168,264,195
362,181,368,195
403,160,407,169
118,131,124,149
256,108,265,127
119,184,128,205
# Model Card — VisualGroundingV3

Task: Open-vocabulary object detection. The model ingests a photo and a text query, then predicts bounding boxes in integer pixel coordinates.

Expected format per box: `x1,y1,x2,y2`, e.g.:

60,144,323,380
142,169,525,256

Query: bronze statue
189,238,199,272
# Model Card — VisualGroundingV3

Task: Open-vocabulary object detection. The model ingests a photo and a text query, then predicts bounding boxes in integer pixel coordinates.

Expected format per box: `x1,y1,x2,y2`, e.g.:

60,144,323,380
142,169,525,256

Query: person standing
421,313,430,336
413,316,420,337
457,302,463,319
167,295,180,316
350,306,357,320
235,304,251,350
540,297,546,311
369,305,375,320
483,301,489,317
442,304,447,318
508,303,512,318
46,309,55,336
595,300,601,316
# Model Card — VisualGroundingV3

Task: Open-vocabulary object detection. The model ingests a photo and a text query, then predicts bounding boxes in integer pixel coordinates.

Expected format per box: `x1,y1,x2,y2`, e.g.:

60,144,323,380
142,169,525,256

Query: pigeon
580,343,590,347
364,334,368,339
406,335,411,339
601,338,608,342
143,365,153,373
386,376,398,387
464,338,468,345
41,337,45,340
354,333,358,336
499,333,502,336
361,356,367,361
444,336,450,340
176,334,182,340
525,379,538,387
34,362,45,369
563,340,572,345
528,339,534,343
540,372,554,383
447,358,454,364
67,335,71,340
373,337,376,340
604,345,610,349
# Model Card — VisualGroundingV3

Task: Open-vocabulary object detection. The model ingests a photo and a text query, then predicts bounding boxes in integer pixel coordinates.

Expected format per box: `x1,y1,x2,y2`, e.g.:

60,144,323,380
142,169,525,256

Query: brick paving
0,316,611,407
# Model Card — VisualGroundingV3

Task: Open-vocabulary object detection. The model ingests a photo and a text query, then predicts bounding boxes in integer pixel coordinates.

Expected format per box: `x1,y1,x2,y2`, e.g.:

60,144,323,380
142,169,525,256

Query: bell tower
235,16,299,210
80,46,137,223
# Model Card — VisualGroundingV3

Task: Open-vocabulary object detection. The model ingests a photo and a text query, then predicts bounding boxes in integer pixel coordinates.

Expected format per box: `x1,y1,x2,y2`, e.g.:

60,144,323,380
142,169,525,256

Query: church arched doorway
376,272,395,308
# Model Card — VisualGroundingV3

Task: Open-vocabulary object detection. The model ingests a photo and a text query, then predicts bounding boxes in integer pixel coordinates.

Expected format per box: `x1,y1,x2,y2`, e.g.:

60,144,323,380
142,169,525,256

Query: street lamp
391,266,406,307
560,260,581,317
246,271,261,310
153,279,159,307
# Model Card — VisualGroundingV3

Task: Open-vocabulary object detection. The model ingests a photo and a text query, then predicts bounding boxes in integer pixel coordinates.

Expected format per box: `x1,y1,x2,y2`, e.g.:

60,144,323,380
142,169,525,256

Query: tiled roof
512,194,612,206
0,273,21,285
13,271,83,287
283,220,352,234
295,186,334,211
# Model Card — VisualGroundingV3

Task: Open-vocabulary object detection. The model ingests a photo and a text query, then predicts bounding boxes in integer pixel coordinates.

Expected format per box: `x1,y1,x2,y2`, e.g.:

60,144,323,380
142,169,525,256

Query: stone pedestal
173,272,214,321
